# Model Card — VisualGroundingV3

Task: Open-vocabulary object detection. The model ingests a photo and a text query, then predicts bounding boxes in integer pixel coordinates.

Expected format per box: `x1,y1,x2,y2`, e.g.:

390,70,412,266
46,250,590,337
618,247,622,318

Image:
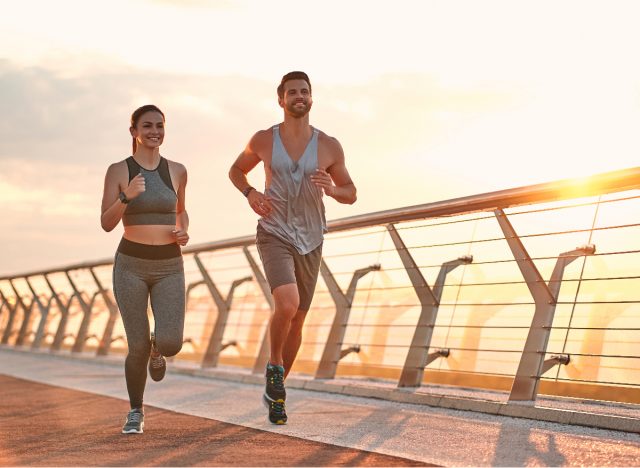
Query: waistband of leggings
117,238,181,260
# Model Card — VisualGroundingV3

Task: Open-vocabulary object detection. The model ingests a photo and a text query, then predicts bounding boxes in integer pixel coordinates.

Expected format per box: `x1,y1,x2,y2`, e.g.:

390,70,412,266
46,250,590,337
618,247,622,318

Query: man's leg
268,283,299,366
281,241,322,378
261,283,298,425
282,309,307,379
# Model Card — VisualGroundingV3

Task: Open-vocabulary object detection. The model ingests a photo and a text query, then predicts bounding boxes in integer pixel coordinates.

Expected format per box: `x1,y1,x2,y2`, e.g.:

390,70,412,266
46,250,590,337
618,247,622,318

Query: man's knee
273,284,300,319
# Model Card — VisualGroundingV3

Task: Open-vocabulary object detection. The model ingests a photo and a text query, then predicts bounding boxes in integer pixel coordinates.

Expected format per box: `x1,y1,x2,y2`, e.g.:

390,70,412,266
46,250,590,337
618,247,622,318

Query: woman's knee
127,341,151,362
157,335,183,357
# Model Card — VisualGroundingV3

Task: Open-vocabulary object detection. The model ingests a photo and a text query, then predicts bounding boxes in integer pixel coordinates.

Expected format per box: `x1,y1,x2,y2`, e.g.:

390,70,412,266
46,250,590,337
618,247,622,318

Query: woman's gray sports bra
122,156,177,226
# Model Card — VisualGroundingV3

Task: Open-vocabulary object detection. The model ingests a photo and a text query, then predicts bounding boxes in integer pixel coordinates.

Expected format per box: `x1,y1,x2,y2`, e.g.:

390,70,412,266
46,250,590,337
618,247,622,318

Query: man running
229,71,357,424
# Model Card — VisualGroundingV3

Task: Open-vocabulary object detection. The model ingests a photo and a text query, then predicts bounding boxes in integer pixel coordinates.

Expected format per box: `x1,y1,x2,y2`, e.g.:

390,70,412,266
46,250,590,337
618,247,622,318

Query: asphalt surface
0,375,430,467
1,348,639,466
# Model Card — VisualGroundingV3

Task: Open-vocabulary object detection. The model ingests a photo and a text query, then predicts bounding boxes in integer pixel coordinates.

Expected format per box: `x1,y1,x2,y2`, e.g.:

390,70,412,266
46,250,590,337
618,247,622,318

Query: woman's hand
173,229,189,246
124,174,146,200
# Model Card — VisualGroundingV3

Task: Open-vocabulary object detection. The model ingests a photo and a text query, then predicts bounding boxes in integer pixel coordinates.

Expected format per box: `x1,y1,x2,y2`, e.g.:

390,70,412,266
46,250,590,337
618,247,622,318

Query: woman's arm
100,162,145,232
173,163,189,246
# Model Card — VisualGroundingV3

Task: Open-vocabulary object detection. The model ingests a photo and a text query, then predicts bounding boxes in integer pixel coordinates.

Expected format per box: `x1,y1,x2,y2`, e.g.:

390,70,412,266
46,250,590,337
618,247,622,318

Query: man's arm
229,131,273,217
229,135,262,194
311,137,357,205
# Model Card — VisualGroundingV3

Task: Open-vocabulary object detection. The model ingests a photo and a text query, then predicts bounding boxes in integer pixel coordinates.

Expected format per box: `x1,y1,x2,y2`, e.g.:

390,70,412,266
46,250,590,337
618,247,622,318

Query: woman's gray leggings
113,247,185,409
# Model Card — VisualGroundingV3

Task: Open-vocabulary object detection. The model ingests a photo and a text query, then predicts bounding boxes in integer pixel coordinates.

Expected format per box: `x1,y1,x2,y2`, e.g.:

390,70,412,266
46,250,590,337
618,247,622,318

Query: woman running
100,104,189,434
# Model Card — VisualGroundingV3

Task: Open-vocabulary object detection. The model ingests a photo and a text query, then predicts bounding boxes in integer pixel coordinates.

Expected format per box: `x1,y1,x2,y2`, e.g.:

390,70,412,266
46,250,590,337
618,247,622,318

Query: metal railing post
315,260,381,379
0,292,8,332
25,277,52,349
243,247,274,374
15,298,35,346
495,208,595,402
11,280,35,346
45,275,72,352
65,270,96,353
88,267,120,356
0,290,20,344
389,223,472,387
194,253,251,368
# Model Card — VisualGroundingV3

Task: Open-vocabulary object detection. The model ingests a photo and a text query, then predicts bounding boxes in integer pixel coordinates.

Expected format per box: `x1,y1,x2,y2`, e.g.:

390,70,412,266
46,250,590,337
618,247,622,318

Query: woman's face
131,111,165,150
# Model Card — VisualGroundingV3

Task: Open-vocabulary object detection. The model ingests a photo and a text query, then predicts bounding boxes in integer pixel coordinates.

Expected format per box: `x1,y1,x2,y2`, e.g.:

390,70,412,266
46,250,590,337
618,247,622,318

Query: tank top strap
125,156,140,182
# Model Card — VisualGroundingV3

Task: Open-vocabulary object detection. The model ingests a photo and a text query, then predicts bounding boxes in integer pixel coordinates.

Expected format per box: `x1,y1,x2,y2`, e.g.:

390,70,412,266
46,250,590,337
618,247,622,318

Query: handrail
2,166,638,280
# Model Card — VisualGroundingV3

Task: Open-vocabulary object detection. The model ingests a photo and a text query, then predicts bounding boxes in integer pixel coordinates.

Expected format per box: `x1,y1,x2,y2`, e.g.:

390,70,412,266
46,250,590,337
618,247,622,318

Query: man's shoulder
249,126,275,149
254,125,277,139
317,129,343,152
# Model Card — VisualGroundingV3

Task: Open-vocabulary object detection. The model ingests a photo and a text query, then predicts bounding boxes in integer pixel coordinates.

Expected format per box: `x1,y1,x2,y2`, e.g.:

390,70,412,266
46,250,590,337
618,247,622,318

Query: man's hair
277,71,312,99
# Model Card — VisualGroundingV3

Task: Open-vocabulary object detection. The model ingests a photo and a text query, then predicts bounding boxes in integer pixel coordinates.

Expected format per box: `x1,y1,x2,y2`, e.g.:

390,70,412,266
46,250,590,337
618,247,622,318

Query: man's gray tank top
258,125,327,255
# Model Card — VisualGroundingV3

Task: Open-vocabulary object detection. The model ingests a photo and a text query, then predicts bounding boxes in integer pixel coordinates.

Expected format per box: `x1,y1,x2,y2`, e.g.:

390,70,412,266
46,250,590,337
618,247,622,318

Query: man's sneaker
265,363,286,402
263,393,287,425
122,408,144,434
148,332,166,382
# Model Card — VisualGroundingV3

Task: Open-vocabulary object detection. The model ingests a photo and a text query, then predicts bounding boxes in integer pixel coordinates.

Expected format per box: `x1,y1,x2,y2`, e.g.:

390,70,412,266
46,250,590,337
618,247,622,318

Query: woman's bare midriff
124,225,177,245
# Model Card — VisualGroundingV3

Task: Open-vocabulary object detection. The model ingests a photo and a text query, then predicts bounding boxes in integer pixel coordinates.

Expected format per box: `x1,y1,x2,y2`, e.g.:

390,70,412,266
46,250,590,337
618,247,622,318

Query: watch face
119,192,129,204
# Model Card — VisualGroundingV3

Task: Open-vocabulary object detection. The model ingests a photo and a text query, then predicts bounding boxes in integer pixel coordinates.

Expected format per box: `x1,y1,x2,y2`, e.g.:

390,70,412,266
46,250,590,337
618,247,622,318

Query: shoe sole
122,425,144,434
149,365,166,382
149,332,166,382
263,394,287,425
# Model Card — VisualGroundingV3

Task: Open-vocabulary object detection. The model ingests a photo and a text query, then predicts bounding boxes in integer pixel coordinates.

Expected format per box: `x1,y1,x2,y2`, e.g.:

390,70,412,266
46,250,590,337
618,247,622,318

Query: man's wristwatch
118,191,130,204
242,186,255,198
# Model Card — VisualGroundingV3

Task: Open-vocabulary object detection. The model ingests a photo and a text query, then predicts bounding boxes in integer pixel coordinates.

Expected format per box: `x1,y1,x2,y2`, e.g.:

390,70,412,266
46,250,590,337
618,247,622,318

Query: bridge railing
1,166,639,404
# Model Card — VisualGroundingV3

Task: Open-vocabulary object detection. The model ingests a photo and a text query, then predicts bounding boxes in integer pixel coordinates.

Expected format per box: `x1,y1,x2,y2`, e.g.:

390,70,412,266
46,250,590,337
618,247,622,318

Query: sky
1,0,639,276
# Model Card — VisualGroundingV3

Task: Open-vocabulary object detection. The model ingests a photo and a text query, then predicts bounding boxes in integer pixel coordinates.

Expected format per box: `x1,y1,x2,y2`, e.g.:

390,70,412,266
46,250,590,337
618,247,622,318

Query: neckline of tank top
275,125,318,164
129,155,164,171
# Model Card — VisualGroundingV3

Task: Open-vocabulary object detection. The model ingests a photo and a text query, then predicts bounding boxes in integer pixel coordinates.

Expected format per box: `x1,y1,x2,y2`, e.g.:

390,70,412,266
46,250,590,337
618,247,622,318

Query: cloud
0,60,518,276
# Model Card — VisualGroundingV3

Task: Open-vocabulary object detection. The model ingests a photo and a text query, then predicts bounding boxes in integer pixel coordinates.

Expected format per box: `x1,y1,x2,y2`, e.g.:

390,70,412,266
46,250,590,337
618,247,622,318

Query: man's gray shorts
256,224,322,311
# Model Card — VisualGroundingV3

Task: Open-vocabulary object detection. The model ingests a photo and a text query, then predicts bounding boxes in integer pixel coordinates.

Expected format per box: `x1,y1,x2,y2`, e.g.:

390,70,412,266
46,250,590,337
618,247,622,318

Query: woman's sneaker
122,408,144,434
148,332,166,382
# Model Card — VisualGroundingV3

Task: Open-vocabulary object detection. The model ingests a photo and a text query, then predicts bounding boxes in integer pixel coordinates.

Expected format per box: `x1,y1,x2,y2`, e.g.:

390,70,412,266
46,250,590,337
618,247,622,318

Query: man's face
279,79,312,118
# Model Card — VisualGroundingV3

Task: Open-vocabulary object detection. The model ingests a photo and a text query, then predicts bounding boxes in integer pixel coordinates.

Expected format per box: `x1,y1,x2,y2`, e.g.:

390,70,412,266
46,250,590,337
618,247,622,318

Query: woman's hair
130,104,165,154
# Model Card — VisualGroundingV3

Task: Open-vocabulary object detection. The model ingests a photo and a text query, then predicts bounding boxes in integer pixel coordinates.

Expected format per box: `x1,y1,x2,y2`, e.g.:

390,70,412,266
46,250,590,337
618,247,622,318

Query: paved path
1,348,639,466
0,375,429,467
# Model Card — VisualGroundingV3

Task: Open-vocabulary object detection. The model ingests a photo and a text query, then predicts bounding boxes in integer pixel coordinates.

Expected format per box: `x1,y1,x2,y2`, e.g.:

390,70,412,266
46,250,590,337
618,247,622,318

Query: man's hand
248,190,273,217
310,168,335,197
173,229,189,246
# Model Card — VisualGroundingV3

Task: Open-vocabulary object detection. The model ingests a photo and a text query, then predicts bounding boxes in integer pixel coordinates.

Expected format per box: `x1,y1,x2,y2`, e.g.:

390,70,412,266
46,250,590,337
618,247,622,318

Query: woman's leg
149,257,185,358
113,253,151,409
